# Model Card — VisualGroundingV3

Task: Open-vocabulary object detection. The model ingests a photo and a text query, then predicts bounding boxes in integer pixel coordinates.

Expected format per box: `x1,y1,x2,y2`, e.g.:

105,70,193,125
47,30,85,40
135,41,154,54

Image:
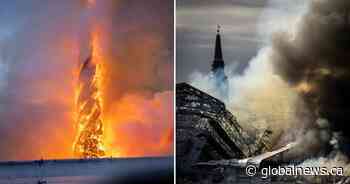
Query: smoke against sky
94,0,173,157
0,0,83,161
0,0,173,161
271,0,350,140
188,0,350,163
177,0,268,82
187,0,308,141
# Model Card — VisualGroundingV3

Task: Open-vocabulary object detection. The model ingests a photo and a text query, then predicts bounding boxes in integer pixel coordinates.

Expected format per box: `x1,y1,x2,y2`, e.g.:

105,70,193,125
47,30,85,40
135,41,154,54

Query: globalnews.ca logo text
245,165,344,178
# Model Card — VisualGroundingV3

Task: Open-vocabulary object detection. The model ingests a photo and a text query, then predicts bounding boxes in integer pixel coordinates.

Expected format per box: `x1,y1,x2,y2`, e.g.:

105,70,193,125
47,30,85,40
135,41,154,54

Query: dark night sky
176,0,268,82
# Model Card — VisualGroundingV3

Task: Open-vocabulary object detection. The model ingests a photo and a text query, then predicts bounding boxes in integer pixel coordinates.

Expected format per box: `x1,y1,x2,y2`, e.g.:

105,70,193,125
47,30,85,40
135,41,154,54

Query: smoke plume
190,0,350,159
270,0,350,154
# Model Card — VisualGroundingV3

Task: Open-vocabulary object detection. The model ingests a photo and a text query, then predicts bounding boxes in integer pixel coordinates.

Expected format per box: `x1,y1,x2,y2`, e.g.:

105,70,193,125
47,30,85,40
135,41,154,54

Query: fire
73,30,106,158
71,0,173,158
296,81,313,93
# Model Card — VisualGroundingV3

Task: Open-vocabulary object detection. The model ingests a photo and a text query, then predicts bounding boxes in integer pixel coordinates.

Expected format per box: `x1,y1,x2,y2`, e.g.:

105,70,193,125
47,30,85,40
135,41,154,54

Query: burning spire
73,0,105,158
73,33,105,158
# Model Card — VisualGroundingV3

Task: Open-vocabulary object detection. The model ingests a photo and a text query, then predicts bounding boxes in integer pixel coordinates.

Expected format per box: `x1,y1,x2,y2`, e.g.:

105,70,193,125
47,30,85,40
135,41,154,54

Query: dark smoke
271,0,350,154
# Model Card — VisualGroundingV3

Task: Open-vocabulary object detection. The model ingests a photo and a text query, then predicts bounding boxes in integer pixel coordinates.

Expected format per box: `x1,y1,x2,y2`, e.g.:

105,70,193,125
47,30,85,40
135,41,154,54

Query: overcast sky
176,0,268,82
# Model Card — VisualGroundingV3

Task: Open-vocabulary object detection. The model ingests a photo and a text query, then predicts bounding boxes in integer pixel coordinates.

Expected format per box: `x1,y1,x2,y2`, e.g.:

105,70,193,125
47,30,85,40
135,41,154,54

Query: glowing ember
296,81,313,93
73,32,105,158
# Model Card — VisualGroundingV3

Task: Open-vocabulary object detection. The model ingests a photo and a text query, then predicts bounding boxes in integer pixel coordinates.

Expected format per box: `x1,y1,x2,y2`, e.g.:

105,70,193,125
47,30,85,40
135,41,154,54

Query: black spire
212,25,225,72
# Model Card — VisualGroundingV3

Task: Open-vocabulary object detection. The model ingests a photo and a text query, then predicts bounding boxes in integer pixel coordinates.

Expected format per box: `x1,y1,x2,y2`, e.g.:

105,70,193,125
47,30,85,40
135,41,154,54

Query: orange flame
73,29,107,158
72,0,173,158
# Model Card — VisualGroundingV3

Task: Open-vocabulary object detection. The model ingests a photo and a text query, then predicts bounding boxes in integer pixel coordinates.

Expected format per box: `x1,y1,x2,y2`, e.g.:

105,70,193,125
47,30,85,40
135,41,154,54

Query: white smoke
189,0,328,157
257,0,308,43
190,47,312,150
297,153,350,179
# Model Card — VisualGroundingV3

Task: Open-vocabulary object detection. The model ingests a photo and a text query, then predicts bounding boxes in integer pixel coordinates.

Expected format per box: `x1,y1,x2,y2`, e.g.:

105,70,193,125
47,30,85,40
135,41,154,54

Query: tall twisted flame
73,32,105,158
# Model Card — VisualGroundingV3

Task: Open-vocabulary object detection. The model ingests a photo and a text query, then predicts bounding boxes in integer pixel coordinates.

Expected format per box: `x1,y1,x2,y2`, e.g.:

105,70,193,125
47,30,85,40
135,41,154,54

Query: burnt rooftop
176,83,350,184
176,83,271,173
